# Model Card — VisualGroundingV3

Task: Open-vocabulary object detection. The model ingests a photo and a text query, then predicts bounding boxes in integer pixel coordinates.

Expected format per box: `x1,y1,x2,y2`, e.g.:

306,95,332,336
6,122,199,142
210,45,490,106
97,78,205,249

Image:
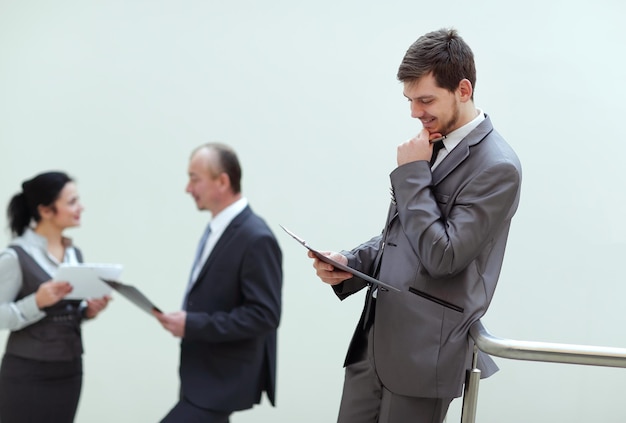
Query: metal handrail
460,320,626,423
470,321,626,367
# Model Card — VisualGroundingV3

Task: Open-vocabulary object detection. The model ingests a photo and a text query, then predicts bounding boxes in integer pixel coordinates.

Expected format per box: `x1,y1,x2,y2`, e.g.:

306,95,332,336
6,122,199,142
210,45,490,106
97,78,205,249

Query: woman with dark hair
0,171,110,423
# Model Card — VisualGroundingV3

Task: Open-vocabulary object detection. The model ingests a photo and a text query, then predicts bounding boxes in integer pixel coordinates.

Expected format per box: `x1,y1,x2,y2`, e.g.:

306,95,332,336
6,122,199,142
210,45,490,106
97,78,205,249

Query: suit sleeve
332,234,382,300
391,159,521,278
184,233,282,343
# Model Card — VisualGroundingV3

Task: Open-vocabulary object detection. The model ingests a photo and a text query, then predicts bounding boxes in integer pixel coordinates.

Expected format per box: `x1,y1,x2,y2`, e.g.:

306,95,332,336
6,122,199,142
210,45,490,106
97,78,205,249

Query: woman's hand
35,280,73,309
84,296,112,319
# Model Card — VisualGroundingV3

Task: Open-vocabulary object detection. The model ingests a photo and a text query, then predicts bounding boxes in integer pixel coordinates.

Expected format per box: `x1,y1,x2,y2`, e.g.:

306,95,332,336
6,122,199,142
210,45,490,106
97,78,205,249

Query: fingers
53,281,73,296
314,258,335,273
85,296,111,318
307,251,352,285
88,298,109,310
87,296,110,307
398,130,433,166
428,132,444,142
308,251,335,272
153,310,168,324
153,311,172,326
35,281,73,309
153,312,185,338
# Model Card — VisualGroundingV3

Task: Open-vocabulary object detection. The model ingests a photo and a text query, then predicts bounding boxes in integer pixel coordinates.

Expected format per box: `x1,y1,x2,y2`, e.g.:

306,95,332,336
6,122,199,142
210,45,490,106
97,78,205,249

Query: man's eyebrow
403,93,435,101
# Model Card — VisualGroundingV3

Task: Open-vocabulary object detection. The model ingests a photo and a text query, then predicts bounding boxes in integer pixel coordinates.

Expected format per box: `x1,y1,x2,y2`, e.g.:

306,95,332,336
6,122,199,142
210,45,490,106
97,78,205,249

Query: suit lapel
192,206,252,289
431,115,494,185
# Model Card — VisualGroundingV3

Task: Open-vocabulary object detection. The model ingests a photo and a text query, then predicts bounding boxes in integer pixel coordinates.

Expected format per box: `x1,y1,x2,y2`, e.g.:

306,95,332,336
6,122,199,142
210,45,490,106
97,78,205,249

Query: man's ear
457,78,473,102
217,172,231,192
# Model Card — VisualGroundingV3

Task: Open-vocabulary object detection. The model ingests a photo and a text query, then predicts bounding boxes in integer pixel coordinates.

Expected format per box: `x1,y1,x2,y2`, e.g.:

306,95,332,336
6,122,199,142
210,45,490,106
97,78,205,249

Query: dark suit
335,116,521,417
174,206,282,417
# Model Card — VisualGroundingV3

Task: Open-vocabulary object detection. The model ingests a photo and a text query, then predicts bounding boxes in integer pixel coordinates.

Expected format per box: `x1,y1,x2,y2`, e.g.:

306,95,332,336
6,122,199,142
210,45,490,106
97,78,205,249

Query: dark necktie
429,141,446,167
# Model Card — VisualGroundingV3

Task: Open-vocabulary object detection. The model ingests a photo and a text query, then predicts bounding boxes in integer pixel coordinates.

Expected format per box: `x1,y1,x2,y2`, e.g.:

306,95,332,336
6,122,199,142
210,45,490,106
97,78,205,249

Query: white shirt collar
441,108,485,153
10,228,79,271
207,197,248,236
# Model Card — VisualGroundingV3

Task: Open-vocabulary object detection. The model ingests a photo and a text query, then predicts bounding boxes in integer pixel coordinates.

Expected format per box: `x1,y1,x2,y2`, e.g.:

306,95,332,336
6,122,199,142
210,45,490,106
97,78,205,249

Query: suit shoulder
239,210,278,240
481,131,521,172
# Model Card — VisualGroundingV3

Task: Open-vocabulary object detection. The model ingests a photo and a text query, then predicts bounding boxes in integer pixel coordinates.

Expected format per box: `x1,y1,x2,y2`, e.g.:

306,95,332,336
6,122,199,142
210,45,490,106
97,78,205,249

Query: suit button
188,301,193,307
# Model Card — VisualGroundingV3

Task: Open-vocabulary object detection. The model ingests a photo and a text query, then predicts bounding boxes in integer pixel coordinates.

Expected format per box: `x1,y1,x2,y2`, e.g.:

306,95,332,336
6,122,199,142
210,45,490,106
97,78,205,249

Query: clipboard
100,279,162,315
280,225,400,292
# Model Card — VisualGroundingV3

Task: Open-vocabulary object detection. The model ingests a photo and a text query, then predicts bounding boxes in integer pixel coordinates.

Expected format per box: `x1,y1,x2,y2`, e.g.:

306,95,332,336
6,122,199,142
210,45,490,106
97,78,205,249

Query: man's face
403,73,462,136
185,148,221,214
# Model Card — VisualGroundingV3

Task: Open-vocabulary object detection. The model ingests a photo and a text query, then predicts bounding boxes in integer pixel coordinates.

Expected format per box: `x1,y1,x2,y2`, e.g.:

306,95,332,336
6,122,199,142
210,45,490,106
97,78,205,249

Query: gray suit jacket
336,115,521,399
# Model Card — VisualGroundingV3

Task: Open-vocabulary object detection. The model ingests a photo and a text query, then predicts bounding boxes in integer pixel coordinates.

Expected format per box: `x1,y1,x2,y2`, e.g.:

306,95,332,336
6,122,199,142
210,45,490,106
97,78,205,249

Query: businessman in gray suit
310,28,522,423
155,143,282,423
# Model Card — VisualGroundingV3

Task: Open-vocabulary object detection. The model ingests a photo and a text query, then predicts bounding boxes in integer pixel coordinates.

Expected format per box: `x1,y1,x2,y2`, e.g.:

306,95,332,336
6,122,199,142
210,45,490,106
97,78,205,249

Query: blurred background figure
0,171,110,423
154,143,283,423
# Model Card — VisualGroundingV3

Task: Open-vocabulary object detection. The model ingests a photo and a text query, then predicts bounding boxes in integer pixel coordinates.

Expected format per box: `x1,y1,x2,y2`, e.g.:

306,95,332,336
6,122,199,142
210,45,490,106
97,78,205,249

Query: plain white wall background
1,1,626,422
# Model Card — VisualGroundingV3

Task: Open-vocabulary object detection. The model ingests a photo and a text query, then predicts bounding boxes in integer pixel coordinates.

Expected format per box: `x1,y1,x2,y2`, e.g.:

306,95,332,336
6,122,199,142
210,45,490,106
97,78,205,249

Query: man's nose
410,102,424,119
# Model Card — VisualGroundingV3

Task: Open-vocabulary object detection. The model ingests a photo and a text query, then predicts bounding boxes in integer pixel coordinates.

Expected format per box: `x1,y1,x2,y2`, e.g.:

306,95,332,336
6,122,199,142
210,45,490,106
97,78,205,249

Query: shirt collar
14,228,75,265
20,228,74,249
208,197,248,234
20,228,48,251
442,108,485,152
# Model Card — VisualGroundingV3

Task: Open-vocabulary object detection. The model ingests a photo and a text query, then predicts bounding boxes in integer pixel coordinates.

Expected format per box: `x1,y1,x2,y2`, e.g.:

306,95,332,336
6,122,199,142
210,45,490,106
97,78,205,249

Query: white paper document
54,263,123,299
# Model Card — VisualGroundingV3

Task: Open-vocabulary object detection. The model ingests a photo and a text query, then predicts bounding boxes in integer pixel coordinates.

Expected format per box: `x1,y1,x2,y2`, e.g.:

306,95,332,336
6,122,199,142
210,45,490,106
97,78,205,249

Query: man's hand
307,251,353,285
153,310,186,338
397,128,444,166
